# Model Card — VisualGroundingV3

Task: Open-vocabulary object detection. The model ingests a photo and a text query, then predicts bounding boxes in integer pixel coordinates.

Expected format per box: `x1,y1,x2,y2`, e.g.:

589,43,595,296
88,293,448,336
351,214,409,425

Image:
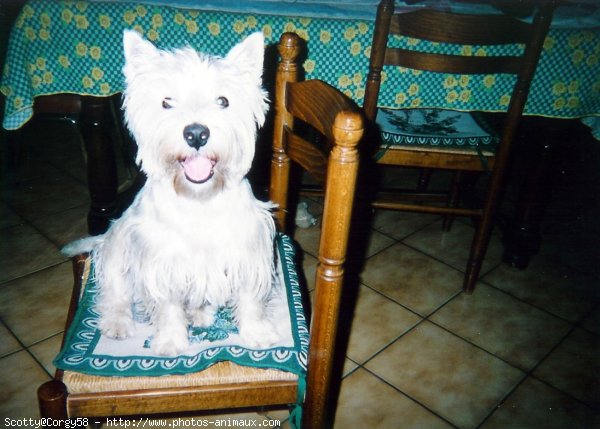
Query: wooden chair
364,0,555,293
37,33,363,429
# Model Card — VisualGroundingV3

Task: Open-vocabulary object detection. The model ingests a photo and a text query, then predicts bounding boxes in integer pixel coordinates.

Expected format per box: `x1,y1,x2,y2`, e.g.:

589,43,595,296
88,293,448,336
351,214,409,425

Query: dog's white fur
64,30,278,356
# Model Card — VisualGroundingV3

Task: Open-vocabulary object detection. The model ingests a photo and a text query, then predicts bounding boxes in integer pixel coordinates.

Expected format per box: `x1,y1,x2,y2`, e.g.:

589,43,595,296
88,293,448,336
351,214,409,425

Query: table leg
501,118,564,269
81,96,118,235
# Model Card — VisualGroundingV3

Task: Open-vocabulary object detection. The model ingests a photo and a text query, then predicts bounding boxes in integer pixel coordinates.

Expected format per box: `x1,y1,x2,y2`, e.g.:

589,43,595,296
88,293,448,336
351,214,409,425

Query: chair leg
38,380,68,425
442,171,462,231
463,197,497,293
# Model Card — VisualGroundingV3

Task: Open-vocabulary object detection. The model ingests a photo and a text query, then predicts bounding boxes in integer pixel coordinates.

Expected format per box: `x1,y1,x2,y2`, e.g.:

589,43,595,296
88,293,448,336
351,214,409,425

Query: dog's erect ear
225,32,265,78
123,30,159,73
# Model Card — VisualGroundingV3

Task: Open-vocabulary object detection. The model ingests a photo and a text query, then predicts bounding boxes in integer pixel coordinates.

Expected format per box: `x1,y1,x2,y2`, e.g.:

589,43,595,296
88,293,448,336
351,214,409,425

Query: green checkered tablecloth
1,0,599,136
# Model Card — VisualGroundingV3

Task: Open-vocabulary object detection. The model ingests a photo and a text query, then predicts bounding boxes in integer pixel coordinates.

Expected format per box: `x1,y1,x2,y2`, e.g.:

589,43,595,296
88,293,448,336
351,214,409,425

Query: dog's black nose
183,123,210,149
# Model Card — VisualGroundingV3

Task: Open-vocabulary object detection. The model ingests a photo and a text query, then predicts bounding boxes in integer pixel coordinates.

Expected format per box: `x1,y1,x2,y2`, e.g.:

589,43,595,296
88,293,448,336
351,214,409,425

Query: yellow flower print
344,27,357,41
475,48,487,57
123,10,136,26
27,63,36,74
358,22,368,35
572,49,584,64
91,67,104,81
22,5,35,18
499,94,511,106
75,1,88,13
483,75,495,89
320,30,331,44
262,25,272,39
232,20,245,34
246,16,257,29
174,13,185,25
446,90,459,103
592,81,600,93
25,27,36,42
381,71,388,83
99,14,111,29
343,89,353,98
395,92,407,105
355,87,365,99
15,14,25,29
0,85,12,97
39,28,50,41
459,75,470,87
543,35,555,51
350,41,362,56
133,25,144,35
152,14,163,28
411,69,422,76
42,71,53,84
461,45,473,56
552,81,566,95
304,59,316,74
90,46,102,61
100,83,111,94
568,80,579,94
363,46,371,59
553,97,565,109
189,11,200,18
75,15,89,30
459,90,471,102
443,75,457,89
407,83,419,96
58,55,70,68
284,22,296,33
31,75,42,88
35,57,46,70
208,22,220,36
567,97,579,108
147,29,159,41
40,13,51,27
186,20,199,34
567,34,582,49
353,73,363,86
61,9,74,25
338,74,351,88
586,55,598,67
410,98,421,107
14,96,24,109
299,18,311,27
296,29,309,41
82,75,94,89
135,5,147,17
406,37,419,46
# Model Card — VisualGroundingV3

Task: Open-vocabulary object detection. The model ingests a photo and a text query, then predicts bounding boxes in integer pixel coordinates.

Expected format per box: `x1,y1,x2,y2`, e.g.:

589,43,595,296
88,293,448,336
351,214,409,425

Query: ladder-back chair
365,0,555,293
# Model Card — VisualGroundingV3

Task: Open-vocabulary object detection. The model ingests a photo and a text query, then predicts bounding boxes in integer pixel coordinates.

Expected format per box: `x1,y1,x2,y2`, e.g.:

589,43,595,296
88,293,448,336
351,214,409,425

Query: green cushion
54,233,308,379
376,108,499,148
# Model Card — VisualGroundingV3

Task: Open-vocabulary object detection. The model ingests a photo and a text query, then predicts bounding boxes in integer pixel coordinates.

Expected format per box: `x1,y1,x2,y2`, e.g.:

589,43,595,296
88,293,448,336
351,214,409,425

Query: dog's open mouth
180,155,216,184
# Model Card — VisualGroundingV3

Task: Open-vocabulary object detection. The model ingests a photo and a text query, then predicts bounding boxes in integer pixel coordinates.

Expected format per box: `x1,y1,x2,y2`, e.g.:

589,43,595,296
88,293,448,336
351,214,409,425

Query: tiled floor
1,115,599,428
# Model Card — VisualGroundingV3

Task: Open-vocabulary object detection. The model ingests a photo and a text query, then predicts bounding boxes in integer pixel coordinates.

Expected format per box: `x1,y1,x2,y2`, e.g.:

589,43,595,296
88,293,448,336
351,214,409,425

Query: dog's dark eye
162,98,173,109
216,96,229,108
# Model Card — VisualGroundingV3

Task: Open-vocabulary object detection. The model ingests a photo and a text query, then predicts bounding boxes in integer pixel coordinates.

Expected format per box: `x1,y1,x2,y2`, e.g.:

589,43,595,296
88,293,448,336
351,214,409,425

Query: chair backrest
364,0,555,123
270,32,364,428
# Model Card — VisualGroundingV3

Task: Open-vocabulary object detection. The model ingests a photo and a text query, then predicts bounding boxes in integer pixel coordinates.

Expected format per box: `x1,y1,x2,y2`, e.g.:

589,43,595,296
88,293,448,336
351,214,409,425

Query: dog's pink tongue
182,156,214,182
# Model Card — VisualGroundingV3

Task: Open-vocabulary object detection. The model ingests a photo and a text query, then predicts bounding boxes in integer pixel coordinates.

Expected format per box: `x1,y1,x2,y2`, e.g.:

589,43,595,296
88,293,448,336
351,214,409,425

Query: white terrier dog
65,30,279,356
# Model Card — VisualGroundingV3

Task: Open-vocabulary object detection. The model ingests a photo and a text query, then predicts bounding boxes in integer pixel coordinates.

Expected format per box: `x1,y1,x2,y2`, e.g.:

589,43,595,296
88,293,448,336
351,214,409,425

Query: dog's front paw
239,319,280,349
151,327,189,356
99,314,135,340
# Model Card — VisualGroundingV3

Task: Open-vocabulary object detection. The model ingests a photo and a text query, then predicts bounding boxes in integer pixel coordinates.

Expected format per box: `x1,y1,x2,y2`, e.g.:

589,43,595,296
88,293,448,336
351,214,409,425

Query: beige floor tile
431,283,572,370
0,322,23,357
403,219,503,275
365,321,524,428
27,204,89,248
372,209,439,240
29,334,64,375
0,261,72,345
481,377,599,429
360,243,463,316
533,327,600,408
483,255,598,322
0,223,67,283
0,350,50,419
334,368,454,429
345,285,421,363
